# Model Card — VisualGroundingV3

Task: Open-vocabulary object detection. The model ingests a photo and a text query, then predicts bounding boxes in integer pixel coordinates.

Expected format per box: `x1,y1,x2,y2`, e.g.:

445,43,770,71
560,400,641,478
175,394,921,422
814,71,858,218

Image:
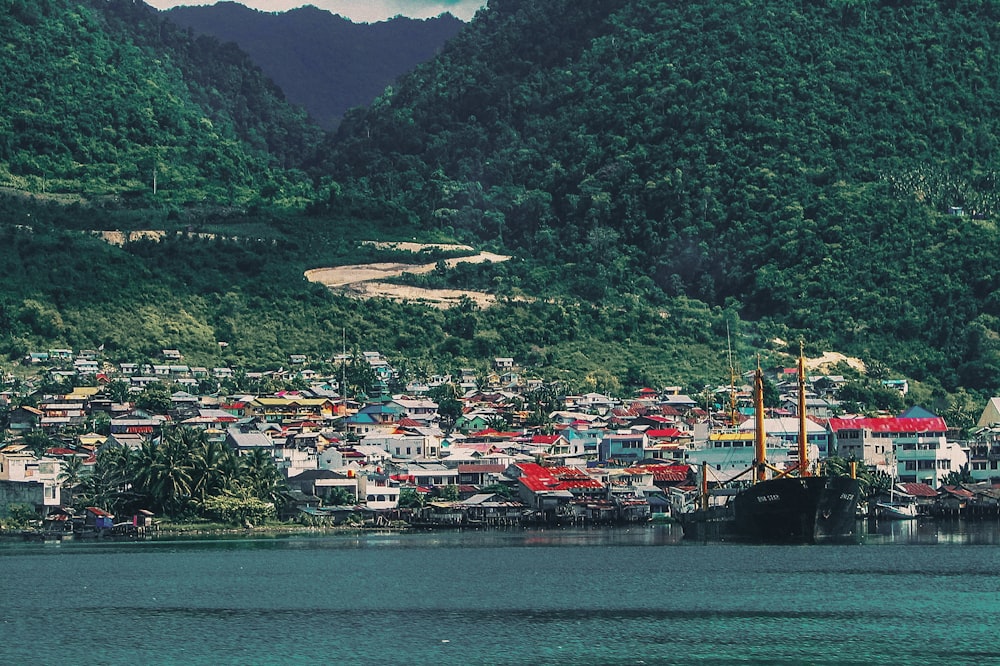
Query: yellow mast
754,359,767,483
798,341,810,477
700,461,709,511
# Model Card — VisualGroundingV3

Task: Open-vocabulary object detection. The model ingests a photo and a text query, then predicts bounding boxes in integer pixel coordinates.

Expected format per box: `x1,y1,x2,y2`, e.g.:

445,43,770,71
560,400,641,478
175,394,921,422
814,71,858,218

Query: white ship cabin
684,430,820,483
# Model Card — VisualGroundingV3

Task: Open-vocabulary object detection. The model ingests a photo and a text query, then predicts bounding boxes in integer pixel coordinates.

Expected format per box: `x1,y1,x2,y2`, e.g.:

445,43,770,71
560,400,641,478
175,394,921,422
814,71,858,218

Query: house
893,482,940,511
363,474,401,510
396,462,458,487
170,391,200,418
966,425,1000,482
162,349,183,361
494,357,515,371
457,464,507,486
506,463,605,520
455,493,525,525
527,434,578,460
247,397,337,424
935,486,974,516
361,430,439,460
0,446,61,508
344,403,403,436
81,506,114,533
286,469,360,503
882,379,909,395
564,392,618,414
388,398,439,424
412,501,465,526
73,359,99,375
225,427,274,453
780,395,837,418
7,406,43,433
828,415,965,484
102,433,148,451
453,409,498,434
600,431,649,463
109,416,163,436
976,397,1000,429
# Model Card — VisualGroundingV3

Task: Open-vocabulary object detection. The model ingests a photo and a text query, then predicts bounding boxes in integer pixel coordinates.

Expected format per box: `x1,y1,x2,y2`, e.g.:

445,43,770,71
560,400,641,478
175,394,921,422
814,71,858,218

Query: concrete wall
0,480,45,518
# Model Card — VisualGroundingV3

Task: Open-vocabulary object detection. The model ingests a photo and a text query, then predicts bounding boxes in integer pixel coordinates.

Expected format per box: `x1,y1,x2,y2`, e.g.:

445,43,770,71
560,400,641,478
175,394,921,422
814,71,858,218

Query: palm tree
131,438,160,508
191,437,232,507
22,430,53,457
58,455,85,490
95,442,134,514
240,448,285,505
75,470,116,513
149,428,195,516
104,379,132,405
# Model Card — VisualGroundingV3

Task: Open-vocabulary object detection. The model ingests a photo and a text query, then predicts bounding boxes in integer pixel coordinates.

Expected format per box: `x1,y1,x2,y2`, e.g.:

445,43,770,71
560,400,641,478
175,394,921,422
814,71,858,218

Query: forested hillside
4,0,1000,412
319,0,1000,391
164,2,465,129
0,0,324,204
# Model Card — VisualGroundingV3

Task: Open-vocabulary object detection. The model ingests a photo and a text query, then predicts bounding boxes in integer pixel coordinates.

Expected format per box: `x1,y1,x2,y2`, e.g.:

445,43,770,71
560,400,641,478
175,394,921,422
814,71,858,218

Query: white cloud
144,0,486,23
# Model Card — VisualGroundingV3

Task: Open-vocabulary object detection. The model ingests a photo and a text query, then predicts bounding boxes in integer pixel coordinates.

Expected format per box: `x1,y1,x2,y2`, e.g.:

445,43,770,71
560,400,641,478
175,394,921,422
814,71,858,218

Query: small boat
875,490,918,520
680,348,860,543
876,501,918,519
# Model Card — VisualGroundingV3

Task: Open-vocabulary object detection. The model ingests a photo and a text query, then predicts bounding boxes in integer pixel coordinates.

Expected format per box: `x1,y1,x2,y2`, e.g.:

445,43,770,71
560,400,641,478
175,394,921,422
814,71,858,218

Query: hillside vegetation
319,0,1000,392
2,0,1000,413
0,0,323,205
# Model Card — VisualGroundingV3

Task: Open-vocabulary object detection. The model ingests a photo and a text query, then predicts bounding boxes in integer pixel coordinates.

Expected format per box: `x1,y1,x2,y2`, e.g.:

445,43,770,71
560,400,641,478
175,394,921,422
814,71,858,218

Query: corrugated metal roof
828,417,948,433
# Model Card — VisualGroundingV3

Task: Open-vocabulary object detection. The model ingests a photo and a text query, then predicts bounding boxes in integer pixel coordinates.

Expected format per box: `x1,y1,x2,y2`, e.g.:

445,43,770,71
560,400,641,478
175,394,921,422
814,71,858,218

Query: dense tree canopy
0,0,323,204
3,0,1000,406
317,0,1000,392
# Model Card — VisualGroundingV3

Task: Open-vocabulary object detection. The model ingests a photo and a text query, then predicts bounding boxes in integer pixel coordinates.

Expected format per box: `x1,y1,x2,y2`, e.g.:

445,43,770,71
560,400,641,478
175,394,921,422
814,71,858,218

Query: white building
0,446,62,508
828,416,966,484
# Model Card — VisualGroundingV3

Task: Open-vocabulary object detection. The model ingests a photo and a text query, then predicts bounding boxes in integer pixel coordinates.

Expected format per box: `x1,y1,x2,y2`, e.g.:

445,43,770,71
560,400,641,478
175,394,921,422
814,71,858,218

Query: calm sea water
3,521,1000,665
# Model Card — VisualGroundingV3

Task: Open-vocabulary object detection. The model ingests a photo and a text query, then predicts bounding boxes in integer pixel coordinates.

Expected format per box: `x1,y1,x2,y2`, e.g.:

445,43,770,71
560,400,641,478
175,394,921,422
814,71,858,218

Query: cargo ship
680,349,860,543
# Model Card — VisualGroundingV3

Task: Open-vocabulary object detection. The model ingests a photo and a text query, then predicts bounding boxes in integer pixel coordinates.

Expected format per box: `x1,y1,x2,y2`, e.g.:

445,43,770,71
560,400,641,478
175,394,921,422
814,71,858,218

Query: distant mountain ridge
163,2,466,129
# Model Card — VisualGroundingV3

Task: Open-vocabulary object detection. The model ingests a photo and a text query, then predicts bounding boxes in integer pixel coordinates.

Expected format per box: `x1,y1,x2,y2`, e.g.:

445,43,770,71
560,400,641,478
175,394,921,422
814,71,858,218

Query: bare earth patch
305,247,512,309
805,351,867,373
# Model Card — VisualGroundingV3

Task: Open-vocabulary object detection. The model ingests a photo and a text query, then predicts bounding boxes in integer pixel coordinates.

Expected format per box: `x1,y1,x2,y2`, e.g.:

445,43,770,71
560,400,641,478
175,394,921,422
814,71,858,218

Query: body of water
3,520,1000,665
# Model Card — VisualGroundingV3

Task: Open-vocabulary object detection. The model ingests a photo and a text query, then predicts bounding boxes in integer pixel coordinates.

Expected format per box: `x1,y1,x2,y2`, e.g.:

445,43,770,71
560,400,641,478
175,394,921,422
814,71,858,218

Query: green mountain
0,0,324,205
318,0,1000,392
163,2,466,130
3,0,1000,417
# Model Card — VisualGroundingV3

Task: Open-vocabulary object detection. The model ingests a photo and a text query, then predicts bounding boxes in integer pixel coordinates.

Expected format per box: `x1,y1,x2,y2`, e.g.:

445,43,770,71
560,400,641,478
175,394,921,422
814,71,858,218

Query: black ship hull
680,475,861,543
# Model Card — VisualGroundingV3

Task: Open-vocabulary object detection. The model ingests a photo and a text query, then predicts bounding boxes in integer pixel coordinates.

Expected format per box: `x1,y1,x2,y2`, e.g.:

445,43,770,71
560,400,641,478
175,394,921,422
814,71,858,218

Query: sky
143,0,487,23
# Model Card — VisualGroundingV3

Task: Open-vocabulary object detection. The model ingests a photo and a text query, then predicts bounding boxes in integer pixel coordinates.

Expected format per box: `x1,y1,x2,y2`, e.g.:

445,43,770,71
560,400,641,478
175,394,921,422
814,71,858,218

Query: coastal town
3,346,1000,537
